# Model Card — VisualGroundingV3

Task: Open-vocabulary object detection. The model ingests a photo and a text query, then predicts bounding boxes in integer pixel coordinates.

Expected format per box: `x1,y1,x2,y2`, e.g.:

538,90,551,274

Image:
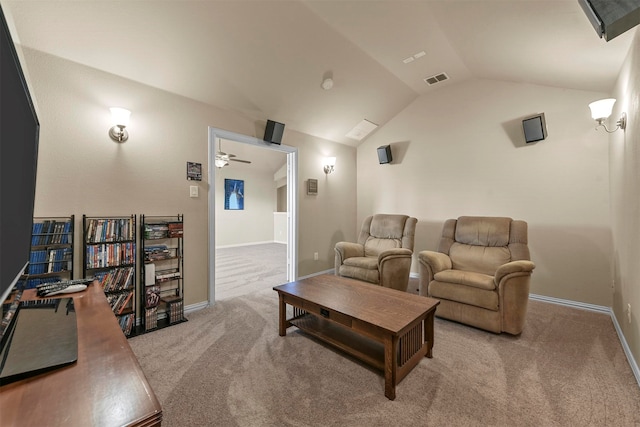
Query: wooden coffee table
273,274,439,400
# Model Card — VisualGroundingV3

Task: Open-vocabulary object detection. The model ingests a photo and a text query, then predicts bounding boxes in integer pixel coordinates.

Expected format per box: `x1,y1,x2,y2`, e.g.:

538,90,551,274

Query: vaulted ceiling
3,0,636,147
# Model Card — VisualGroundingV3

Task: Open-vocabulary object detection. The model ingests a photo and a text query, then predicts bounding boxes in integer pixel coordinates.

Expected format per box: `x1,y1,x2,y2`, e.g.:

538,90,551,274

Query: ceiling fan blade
229,158,251,164
228,153,237,158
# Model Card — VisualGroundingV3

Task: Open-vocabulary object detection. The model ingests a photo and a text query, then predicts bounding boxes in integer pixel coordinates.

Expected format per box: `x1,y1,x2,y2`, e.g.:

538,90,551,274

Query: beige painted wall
215,165,277,247
358,79,613,306
20,47,357,307
610,29,640,374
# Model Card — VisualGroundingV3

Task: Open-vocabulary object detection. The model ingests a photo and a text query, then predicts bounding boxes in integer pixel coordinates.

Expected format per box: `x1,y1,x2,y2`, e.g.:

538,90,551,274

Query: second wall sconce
588,98,626,133
109,107,131,142
324,157,336,174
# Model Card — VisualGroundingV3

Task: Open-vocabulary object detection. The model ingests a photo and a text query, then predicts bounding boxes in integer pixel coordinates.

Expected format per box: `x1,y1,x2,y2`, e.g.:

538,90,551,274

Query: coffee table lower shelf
290,313,385,371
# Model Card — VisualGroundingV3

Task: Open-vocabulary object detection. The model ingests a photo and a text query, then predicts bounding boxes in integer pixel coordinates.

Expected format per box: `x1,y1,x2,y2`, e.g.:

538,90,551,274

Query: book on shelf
31,219,72,246
144,263,156,286
106,290,133,315
155,269,180,282
144,223,169,239
85,242,136,269
145,307,158,331
145,285,160,308
167,222,183,238
95,266,134,292
144,245,176,261
119,313,135,336
85,218,133,243
163,296,184,324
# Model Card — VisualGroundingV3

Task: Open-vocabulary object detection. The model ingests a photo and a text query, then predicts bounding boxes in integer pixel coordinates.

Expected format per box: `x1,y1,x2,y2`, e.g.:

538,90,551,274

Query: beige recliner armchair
418,216,535,335
335,214,417,292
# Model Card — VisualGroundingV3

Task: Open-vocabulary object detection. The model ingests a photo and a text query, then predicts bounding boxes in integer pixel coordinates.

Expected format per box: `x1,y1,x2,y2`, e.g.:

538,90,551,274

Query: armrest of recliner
334,241,364,264
417,251,452,296
377,247,413,262
495,260,535,335
494,260,535,284
418,251,452,275
378,248,413,291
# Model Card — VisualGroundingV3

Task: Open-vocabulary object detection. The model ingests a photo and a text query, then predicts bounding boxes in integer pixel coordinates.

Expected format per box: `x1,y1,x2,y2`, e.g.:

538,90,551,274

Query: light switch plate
189,185,198,198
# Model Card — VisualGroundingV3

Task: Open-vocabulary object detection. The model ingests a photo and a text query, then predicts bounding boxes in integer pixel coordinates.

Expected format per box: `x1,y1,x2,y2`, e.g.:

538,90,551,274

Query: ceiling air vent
424,72,449,86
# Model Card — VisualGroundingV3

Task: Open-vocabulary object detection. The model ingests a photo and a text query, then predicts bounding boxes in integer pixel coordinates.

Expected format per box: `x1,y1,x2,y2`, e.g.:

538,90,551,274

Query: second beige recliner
335,214,417,292
418,216,535,335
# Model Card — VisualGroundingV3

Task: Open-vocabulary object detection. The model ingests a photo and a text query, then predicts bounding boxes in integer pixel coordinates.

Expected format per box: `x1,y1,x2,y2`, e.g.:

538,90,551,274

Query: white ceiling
3,0,636,150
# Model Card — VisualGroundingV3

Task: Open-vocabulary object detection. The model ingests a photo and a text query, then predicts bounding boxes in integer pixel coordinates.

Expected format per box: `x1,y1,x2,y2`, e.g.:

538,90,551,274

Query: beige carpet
129,286,640,426
215,243,286,300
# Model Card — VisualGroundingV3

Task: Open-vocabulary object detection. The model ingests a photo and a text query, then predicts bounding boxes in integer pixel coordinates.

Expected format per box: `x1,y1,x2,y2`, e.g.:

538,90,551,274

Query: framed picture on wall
224,179,244,210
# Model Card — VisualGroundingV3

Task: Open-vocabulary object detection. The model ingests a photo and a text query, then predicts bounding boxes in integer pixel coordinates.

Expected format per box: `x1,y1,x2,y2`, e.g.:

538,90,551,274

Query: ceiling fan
215,139,252,168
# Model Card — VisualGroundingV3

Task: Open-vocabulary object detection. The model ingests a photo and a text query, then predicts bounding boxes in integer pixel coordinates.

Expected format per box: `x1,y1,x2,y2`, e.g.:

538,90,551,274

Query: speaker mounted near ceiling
264,120,285,145
522,113,547,144
377,145,393,164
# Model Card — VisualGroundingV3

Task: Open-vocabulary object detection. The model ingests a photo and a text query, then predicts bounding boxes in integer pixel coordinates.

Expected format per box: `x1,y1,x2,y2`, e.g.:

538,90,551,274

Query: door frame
207,127,298,304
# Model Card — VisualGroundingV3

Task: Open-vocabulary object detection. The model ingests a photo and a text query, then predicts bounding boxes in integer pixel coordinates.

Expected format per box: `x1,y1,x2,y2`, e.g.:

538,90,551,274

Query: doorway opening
207,127,297,305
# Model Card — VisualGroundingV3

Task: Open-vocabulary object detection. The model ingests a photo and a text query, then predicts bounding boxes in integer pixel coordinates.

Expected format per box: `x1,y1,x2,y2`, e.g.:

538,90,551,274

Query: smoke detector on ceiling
424,72,449,86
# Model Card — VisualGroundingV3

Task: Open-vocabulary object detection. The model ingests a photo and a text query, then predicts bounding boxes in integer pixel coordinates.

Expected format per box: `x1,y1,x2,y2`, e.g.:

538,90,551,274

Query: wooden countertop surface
0,283,162,427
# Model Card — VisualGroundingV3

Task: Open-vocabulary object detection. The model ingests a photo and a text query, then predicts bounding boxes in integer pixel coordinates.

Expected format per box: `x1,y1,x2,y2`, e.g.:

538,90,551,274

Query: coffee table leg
384,335,397,400
424,310,435,358
278,293,287,336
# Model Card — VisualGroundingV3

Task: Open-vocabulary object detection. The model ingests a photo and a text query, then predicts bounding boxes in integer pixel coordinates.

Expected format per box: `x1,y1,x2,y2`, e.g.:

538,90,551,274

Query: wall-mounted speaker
377,145,392,164
522,113,547,144
264,120,285,145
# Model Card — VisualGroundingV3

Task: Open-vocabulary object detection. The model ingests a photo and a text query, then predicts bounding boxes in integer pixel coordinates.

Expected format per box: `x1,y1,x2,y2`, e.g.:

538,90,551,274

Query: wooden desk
0,283,162,426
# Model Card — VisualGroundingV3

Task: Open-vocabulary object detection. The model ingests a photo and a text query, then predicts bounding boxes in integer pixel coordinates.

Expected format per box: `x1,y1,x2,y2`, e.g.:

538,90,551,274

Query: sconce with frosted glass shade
324,157,336,174
588,98,626,133
109,107,131,142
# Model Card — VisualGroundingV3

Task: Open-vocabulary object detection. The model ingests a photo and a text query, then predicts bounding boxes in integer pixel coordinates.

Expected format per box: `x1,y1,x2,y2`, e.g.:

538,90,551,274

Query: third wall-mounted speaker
522,113,547,143
264,120,285,145
377,145,392,164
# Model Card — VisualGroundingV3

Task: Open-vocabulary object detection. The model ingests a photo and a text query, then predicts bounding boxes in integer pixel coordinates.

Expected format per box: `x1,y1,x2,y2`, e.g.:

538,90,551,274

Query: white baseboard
185,301,209,314
297,269,335,280
529,293,640,388
216,241,283,249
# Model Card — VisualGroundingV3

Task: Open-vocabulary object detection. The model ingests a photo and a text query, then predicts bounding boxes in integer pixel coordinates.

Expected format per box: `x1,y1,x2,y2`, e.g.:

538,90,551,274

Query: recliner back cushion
449,216,513,276
364,237,401,257
362,214,407,257
449,243,511,276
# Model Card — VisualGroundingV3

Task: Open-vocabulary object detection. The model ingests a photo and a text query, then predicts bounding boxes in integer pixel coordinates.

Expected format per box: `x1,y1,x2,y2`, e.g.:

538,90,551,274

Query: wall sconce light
324,157,336,174
588,98,626,133
109,107,131,142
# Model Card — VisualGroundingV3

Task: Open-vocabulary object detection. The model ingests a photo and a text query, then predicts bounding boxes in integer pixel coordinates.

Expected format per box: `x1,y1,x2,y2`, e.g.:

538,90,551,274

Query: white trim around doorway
207,127,298,305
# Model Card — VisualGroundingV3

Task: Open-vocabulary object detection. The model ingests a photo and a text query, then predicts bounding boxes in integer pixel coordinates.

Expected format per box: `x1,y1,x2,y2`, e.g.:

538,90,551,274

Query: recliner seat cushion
339,256,380,284
429,280,499,311
434,269,495,290
343,256,378,270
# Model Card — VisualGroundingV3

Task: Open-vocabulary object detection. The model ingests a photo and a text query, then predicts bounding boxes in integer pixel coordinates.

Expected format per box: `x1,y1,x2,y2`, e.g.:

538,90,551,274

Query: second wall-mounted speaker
264,120,285,145
377,145,392,164
522,113,547,143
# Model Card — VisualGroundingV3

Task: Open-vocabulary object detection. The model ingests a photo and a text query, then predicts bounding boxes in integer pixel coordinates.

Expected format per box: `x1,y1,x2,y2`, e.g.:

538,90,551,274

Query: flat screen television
0,5,40,312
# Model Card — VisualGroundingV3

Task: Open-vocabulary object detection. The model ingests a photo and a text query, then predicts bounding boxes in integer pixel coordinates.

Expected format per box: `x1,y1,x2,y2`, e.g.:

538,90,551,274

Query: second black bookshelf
82,214,136,337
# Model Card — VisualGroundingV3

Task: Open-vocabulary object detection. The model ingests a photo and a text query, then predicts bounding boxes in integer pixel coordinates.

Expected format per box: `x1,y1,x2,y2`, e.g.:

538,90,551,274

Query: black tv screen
0,5,40,307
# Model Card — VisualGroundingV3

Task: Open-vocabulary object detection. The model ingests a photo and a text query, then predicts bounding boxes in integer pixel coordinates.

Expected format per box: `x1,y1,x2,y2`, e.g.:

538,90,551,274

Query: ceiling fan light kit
215,140,251,168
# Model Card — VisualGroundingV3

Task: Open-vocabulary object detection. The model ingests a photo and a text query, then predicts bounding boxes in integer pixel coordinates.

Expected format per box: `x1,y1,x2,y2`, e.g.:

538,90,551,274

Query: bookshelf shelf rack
24,216,74,289
82,214,136,337
140,214,186,333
